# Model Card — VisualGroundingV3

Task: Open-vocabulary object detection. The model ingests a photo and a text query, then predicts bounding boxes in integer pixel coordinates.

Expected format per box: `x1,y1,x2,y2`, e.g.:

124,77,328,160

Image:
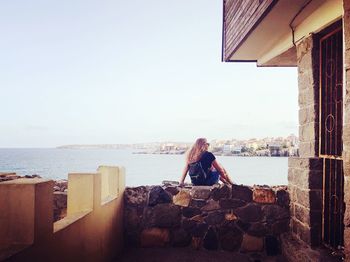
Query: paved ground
119,247,287,262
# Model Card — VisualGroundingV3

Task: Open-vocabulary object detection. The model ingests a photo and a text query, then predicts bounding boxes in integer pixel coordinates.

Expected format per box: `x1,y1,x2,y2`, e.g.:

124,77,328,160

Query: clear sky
0,0,298,147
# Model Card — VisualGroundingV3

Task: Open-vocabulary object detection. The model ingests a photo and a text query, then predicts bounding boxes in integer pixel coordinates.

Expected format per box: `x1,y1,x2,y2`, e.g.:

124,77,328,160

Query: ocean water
0,148,288,186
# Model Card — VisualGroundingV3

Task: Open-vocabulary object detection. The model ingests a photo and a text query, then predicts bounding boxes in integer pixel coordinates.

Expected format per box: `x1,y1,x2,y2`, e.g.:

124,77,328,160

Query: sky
0,0,298,147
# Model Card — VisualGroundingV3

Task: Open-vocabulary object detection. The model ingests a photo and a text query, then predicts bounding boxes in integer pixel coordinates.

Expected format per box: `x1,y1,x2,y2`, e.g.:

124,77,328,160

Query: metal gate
319,25,344,249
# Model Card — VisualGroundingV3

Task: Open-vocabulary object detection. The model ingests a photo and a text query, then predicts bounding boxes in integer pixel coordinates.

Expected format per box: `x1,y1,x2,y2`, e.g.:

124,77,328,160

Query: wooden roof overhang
222,0,343,66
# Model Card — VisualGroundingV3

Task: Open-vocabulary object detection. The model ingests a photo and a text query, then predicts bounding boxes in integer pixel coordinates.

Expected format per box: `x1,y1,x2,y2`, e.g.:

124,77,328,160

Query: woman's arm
212,160,234,185
179,165,189,186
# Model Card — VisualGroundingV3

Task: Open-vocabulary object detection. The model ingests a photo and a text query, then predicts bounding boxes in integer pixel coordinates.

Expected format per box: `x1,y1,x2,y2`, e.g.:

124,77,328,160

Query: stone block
219,198,246,209
191,237,202,250
124,186,149,207
182,207,201,218
53,191,67,222
211,184,230,200
224,212,237,221
190,214,204,223
240,234,264,253
192,186,212,200
262,204,290,222
344,227,350,259
276,188,290,208
247,222,269,237
189,199,206,208
164,186,179,196
219,226,243,251
140,228,170,247
253,187,276,204
204,211,225,225
143,204,181,228
201,199,220,211
265,235,280,256
299,122,318,142
272,219,290,235
125,207,143,231
148,186,172,206
299,141,318,158
173,190,191,207
191,223,208,238
235,203,262,223
171,228,191,247
232,184,253,202
203,227,218,250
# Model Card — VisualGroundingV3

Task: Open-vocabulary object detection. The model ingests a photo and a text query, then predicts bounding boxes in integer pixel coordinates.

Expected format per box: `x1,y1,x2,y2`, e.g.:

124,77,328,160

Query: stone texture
219,198,246,209
201,199,220,211
247,222,269,237
276,188,290,208
232,184,253,202
262,204,290,222
272,219,290,235
189,199,207,208
140,228,170,247
224,212,237,221
125,186,149,207
235,204,262,223
148,186,172,206
182,207,201,218
212,185,230,200
265,235,280,256
171,228,191,247
53,191,67,222
203,227,218,250
173,190,191,207
219,225,243,252
204,211,225,225
144,204,181,228
164,186,179,196
192,187,212,200
240,234,264,253
253,187,276,204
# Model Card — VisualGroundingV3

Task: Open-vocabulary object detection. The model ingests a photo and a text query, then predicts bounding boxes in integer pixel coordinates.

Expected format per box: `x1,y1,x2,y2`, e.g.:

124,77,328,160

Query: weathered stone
148,186,172,206
191,237,202,250
182,207,201,218
232,184,253,202
204,211,225,225
164,186,179,196
219,199,246,209
276,188,290,208
235,204,262,223
162,180,179,187
191,223,208,238
171,228,191,247
190,215,204,223
247,222,269,237
144,204,181,228
192,186,212,200
262,205,290,222
272,219,290,235
182,219,196,232
53,191,67,222
288,157,323,170
125,207,143,231
212,185,230,200
189,199,207,208
219,226,243,251
253,187,276,204
140,228,169,247
224,212,237,221
173,190,191,207
201,199,220,211
236,219,250,232
203,227,218,250
265,235,280,256
240,234,264,252
125,186,149,207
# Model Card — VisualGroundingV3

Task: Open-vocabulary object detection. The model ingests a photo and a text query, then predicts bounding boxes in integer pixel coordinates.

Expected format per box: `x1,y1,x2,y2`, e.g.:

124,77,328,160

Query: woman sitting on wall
179,138,234,186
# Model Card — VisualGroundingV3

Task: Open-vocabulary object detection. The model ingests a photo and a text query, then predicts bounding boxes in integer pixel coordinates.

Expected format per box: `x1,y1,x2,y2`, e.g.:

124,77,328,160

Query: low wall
124,182,290,256
0,166,125,262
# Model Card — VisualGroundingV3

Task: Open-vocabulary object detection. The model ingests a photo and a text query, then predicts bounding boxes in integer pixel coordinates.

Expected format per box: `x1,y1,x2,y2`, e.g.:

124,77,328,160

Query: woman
179,138,234,186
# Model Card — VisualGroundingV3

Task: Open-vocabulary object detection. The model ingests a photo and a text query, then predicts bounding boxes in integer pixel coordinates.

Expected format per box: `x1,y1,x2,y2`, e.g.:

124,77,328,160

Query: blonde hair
186,138,208,164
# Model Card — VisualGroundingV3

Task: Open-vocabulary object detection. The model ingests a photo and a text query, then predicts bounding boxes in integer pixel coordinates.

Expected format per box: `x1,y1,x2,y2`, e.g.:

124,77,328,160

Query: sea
0,148,288,187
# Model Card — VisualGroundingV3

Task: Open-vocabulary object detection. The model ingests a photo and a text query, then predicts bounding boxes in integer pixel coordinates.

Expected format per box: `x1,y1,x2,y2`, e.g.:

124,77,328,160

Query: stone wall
288,157,323,246
343,0,350,258
124,182,290,257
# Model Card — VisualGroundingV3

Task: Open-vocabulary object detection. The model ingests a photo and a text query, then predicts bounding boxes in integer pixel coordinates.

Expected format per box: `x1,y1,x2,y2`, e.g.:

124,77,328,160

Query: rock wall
124,182,290,256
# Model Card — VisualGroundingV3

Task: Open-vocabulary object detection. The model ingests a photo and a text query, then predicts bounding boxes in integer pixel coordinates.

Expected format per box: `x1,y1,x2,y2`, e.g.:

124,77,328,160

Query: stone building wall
287,34,324,247
124,182,290,257
343,0,350,258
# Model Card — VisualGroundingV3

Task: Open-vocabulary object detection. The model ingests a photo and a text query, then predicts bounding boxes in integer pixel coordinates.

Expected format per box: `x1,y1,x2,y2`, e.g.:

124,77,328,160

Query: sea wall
124,182,290,256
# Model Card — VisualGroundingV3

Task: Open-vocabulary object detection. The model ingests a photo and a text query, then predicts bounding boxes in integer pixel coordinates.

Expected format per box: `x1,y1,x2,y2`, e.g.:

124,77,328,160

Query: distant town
58,134,299,157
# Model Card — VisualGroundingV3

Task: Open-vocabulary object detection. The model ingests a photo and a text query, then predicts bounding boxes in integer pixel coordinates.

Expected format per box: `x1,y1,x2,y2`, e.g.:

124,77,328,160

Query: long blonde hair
186,138,208,164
